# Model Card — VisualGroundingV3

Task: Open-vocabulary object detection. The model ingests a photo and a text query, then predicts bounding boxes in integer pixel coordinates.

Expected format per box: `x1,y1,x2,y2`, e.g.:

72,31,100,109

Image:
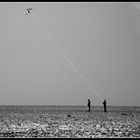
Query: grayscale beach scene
0,2,139,138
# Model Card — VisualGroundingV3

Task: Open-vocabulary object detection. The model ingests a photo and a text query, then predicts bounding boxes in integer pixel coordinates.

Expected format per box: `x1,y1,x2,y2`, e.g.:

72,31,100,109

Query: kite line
26,9,103,102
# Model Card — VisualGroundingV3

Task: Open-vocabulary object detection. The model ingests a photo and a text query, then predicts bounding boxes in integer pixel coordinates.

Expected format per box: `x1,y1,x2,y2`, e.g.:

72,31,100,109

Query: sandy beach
0,105,139,138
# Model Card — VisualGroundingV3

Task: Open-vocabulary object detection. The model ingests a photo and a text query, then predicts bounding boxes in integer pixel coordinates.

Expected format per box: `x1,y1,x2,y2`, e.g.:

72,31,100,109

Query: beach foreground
0,105,140,138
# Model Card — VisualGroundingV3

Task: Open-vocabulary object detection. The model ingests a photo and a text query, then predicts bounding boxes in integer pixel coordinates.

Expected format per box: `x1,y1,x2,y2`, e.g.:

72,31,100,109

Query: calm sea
0,105,139,113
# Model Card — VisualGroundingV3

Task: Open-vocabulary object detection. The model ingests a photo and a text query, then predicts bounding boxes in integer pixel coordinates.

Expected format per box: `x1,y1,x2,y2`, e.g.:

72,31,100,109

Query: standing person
102,100,107,112
87,99,91,112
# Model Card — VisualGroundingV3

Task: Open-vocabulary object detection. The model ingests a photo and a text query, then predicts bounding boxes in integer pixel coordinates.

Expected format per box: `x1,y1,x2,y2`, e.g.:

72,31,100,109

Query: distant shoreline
0,105,139,107
0,105,139,113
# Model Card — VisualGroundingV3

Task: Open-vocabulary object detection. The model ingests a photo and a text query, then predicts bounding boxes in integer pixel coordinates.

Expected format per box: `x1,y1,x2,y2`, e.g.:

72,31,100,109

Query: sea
0,105,139,113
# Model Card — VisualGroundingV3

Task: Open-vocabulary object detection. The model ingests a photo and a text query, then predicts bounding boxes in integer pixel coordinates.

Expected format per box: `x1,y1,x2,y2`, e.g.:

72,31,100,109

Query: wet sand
0,105,140,138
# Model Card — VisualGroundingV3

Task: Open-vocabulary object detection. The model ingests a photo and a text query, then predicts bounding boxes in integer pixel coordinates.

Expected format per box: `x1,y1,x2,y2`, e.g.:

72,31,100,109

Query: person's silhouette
102,100,107,112
87,99,91,112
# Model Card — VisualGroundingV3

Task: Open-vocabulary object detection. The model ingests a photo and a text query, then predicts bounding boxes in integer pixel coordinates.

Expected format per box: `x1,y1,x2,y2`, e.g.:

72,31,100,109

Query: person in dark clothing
102,100,107,112
87,99,91,112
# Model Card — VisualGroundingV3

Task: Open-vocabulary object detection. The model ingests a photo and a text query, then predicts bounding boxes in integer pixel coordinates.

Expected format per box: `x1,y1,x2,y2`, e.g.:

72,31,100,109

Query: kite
25,8,33,15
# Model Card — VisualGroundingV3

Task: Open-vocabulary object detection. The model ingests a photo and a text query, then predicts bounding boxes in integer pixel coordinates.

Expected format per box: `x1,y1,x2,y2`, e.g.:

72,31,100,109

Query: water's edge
0,105,139,113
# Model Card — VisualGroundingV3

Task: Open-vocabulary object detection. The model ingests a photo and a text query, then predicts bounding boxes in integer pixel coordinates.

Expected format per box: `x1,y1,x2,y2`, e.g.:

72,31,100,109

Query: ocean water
0,105,139,113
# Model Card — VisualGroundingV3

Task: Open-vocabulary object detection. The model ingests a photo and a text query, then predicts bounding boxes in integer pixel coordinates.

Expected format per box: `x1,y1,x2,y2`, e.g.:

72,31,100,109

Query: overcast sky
0,2,139,106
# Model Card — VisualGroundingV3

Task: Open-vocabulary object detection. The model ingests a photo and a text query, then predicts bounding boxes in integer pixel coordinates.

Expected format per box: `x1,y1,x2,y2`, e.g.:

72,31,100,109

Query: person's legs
104,106,106,112
88,106,90,112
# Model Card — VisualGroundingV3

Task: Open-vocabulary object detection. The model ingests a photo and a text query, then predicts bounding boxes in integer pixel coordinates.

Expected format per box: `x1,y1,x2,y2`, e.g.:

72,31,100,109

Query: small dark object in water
17,122,21,126
67,114,71,118
120,112,127,115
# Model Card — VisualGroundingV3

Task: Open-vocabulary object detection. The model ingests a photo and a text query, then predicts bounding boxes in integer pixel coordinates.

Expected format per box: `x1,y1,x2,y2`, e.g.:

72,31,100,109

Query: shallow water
0,105,140,138
0,105,139,113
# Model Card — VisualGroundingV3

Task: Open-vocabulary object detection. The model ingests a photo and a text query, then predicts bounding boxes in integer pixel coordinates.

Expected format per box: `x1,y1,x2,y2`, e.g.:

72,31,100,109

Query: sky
0,2,139,106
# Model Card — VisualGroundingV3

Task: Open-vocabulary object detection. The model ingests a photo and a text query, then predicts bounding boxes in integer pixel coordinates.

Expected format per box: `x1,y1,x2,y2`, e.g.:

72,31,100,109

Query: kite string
30,11,103,102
